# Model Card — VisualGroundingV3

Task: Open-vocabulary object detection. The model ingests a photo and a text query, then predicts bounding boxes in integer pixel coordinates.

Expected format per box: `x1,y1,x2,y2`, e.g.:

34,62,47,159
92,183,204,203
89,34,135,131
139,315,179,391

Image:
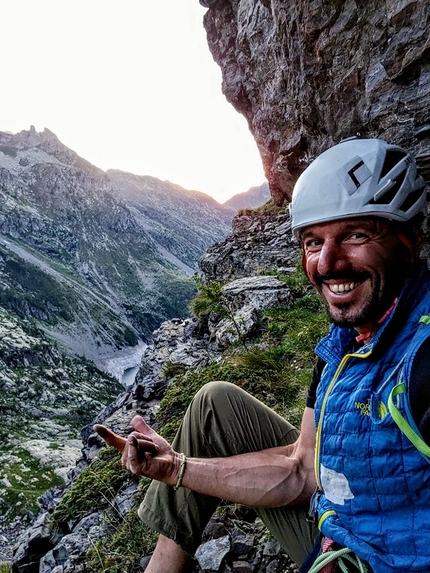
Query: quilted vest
313,264,430,573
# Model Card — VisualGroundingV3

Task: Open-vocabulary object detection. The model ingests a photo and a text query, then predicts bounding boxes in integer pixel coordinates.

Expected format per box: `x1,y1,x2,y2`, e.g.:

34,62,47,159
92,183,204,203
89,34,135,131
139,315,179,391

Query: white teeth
329,282,356,293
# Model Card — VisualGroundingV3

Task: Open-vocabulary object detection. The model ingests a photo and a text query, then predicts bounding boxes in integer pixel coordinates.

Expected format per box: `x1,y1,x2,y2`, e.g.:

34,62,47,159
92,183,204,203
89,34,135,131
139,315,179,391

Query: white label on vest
320,464,354,506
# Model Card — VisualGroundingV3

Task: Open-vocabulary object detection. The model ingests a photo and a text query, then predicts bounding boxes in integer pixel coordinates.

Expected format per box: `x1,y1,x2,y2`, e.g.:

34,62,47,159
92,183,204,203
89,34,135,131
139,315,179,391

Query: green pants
138,381,317,566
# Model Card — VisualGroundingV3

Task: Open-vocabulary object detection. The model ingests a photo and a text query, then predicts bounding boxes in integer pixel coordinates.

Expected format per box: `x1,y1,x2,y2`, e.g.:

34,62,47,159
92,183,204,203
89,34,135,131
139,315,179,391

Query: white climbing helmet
290,137,427,237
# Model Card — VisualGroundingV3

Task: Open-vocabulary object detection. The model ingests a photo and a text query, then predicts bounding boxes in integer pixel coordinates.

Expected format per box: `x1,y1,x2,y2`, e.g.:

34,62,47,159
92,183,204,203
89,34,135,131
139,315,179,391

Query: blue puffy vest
313,264,430,573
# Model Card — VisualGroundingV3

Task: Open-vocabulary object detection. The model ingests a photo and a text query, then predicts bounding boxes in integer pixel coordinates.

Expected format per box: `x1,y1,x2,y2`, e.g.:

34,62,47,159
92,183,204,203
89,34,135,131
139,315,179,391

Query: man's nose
317,240,344,276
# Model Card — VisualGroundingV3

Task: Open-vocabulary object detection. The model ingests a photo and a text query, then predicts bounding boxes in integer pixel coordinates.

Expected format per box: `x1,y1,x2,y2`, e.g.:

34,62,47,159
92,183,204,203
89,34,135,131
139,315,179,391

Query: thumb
131,415,152,435
94,424,127,453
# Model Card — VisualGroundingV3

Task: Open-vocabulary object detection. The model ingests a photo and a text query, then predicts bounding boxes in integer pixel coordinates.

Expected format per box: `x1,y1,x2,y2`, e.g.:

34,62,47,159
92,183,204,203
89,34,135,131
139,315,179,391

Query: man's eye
304,239,322,250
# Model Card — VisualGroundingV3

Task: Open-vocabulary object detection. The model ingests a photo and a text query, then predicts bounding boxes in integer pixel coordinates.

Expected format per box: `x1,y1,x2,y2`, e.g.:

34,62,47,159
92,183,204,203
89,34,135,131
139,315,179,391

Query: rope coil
307,546,370,573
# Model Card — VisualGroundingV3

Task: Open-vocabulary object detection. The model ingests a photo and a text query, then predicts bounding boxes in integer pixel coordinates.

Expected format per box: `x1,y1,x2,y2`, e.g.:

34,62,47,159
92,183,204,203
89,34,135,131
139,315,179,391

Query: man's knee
192,381,241,411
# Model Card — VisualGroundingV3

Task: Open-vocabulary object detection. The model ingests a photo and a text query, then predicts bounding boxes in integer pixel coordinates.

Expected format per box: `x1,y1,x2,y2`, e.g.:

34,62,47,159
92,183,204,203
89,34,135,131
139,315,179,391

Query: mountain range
0,126,266,365
223,181,270,210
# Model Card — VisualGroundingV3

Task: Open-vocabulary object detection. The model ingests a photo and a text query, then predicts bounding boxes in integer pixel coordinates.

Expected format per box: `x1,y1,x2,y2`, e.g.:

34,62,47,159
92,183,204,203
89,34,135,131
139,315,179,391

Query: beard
316,268,405,329
322,288,382,328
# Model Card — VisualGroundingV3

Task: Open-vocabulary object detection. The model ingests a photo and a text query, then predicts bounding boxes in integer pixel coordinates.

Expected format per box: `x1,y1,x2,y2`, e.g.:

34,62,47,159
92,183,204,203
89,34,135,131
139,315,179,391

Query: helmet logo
337,155,372,195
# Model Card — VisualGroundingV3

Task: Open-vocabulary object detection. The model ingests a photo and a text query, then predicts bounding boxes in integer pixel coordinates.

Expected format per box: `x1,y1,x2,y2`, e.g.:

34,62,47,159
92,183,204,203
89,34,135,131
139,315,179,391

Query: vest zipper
315,350,373,489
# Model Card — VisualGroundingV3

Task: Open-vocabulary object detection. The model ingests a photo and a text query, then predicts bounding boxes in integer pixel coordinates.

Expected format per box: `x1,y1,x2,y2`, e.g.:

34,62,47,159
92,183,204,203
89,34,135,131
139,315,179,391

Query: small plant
190,276,250,350
237,199,287,217
84,477,157,572
276,263,313,297
50,447,135,527
161,361,186,381
189,276,225,318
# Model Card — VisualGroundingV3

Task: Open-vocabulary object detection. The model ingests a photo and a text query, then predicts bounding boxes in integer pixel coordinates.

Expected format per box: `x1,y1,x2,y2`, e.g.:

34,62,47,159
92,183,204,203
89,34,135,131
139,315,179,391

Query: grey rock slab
195,535,231,571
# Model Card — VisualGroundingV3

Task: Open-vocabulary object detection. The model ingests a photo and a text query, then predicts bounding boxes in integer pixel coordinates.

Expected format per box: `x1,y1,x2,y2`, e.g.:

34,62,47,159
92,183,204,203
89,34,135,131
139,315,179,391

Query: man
95,138,430,573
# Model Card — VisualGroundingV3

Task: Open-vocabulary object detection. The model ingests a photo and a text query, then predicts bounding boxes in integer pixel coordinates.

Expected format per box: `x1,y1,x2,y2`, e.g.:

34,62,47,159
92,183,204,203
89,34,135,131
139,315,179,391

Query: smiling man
96,138,430,573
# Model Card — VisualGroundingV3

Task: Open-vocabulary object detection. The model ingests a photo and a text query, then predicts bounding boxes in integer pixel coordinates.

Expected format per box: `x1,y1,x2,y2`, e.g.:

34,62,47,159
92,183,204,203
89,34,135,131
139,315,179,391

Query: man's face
301,217,418,333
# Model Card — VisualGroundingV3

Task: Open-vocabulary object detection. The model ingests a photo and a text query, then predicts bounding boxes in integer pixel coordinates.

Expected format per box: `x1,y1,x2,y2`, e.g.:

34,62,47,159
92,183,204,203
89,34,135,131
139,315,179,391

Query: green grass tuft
50,448,135,527
237,199,287,217
86,478,158,573
189,276,225,318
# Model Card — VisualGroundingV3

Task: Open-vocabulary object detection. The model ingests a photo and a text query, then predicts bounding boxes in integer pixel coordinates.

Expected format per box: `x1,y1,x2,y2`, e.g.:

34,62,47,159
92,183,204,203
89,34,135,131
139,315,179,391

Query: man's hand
94,409,316,507
94,416,182,486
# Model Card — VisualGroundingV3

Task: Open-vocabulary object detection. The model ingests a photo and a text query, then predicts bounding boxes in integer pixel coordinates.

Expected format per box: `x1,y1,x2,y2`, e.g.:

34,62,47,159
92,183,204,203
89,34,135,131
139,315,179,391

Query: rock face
200,0,430,203
213,275,292,346
200,213,299,282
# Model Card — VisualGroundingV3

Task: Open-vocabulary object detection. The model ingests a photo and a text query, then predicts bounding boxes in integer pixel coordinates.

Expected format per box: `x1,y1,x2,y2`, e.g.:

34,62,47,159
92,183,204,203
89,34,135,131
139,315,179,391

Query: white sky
0,0,266,203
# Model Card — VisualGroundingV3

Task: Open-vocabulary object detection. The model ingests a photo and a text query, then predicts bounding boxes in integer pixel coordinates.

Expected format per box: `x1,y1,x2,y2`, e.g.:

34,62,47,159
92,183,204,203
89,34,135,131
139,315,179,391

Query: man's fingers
126,435,149,471
93,424,127,452
128,434,159,455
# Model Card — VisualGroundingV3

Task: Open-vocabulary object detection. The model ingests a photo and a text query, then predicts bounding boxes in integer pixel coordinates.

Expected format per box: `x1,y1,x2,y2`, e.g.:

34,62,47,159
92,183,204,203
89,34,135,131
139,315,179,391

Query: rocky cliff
200,0,430,204
200,210,298,282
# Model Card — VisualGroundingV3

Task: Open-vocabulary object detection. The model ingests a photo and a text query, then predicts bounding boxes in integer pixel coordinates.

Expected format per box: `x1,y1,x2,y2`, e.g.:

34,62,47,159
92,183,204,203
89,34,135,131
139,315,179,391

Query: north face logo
355,400,370,416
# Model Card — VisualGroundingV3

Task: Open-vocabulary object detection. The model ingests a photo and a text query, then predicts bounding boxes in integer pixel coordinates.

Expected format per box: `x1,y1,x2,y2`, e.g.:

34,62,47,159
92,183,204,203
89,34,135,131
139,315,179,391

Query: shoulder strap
388,382,430,458
386,315,430,459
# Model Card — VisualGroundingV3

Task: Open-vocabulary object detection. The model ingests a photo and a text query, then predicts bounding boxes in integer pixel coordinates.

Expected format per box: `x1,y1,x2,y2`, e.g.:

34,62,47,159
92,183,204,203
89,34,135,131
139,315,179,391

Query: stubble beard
323,290,379,329
321,270,405,329
313,271,380,329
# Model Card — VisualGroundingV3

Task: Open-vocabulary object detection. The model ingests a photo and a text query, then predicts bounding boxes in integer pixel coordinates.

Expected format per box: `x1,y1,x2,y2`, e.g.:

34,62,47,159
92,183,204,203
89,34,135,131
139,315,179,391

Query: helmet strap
397,231,413,254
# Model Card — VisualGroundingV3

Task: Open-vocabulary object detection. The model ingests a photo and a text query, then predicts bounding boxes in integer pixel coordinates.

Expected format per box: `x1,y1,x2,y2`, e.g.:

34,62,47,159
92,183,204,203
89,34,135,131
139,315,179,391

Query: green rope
340,552,369,573
307,546,370,573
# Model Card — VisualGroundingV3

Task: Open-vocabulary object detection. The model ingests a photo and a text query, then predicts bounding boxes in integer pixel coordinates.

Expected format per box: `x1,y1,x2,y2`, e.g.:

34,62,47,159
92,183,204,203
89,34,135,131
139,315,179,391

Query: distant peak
17,126,43,146
42,127,59,140
16,126,59,143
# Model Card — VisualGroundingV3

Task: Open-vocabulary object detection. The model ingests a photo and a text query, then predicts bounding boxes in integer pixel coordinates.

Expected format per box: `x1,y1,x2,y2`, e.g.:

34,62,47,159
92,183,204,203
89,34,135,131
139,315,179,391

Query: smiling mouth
328,282,360,294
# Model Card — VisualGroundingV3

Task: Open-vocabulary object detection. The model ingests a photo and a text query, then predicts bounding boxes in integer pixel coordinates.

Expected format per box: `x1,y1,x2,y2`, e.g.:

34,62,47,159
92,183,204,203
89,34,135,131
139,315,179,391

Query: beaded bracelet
173,453,187,490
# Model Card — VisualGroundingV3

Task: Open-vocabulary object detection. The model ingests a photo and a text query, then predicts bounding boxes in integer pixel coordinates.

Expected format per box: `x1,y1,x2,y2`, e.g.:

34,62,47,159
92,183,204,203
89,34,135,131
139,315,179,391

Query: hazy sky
0,0,266,202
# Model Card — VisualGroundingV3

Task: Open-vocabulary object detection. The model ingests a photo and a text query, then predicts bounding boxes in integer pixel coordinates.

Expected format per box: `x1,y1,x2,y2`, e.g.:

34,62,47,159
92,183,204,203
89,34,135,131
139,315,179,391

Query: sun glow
0,0,266,203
